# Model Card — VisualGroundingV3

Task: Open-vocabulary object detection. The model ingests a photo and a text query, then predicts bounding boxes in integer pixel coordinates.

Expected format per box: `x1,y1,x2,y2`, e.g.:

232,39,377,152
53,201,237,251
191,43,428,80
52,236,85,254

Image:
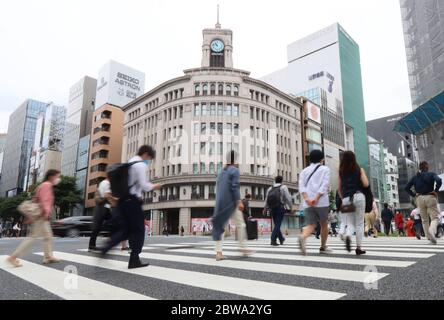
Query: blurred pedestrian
180,226,185,236
406,217,415,237
395,211,405,236
329,210,338,237
381,203,394,236
100,145,161,269
410,207,424,239
297,150,331,255
6,169,61,267
212,151,252,261
405,161,442,244
337,151,369,255
365,201,379,238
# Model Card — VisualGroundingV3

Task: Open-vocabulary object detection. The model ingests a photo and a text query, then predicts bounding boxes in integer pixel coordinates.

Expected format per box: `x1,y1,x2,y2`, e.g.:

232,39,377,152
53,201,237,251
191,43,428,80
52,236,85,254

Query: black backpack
107,161,143,199
266,186,282,209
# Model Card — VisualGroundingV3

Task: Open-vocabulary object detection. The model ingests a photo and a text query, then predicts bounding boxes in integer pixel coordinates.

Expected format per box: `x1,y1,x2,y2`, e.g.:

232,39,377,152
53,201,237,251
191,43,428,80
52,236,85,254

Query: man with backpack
264,176,293,246
297,150,331,255
100,145,161,269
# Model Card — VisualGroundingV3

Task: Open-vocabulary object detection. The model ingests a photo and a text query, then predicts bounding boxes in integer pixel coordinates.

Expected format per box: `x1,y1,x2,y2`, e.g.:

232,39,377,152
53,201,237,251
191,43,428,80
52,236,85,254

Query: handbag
340,194,356,213
18,200,42,219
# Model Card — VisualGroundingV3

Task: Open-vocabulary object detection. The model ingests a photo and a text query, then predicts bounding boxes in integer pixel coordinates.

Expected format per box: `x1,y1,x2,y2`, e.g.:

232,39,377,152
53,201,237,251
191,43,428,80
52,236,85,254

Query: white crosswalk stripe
1,235,442,300
0,255,153,300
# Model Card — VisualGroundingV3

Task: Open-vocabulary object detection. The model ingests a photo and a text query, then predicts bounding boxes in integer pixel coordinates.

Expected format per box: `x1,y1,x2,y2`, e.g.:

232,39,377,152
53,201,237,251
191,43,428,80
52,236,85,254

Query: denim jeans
271,206,285,243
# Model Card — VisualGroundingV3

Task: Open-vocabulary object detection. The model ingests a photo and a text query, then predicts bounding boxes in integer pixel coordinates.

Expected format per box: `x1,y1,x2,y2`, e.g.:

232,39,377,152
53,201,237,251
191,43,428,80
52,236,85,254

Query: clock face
211,39,224,53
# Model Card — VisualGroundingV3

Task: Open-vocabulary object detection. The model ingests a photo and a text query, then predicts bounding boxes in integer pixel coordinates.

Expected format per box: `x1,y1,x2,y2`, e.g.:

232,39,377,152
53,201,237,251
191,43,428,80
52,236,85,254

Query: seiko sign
95,60,145,109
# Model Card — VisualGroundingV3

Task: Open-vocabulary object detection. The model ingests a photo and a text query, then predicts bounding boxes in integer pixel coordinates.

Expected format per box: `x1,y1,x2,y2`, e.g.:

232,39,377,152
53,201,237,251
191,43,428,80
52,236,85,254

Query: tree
0,193,30,222
53,176,83,219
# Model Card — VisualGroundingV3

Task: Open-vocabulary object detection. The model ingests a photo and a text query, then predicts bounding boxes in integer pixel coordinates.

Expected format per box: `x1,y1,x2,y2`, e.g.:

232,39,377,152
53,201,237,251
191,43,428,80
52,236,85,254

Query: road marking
0,255,153,300
48,251,345,300
203,245,434,258
85,249,387,283
164,248,415,267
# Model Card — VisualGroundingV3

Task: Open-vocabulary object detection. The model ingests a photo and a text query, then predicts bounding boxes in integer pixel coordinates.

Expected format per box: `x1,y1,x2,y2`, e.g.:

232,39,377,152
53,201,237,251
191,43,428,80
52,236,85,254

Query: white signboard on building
95,60,145,109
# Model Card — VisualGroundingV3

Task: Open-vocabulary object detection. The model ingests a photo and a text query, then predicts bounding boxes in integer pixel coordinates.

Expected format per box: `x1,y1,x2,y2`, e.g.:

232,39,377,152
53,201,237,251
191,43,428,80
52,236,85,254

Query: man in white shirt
297,150,331,255
101,145,161,269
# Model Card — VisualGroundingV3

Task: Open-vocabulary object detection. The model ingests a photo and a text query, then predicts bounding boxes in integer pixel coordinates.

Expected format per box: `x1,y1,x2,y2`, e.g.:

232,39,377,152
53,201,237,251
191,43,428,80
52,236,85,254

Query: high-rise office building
61,76,97,177
84,61,145,213
27,103,66,187
367,113,417,212
0,133,6,181
400,0,444,109
262,23,369,174
0,99,48,197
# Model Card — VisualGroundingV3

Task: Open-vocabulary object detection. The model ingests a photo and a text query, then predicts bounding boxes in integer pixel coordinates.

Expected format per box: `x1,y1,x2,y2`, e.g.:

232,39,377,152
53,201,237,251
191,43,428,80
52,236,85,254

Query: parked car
51,216,114,238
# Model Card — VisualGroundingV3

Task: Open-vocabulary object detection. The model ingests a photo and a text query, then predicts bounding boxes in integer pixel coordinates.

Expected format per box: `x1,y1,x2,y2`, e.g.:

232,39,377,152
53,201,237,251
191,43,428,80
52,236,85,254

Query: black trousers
383,219,391,235
103,195,145,266
89,206,111,248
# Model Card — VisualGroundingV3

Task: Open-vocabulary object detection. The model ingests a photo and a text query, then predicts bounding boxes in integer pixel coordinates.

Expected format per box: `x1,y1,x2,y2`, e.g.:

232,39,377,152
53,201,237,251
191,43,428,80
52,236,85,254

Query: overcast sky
0,0,411,133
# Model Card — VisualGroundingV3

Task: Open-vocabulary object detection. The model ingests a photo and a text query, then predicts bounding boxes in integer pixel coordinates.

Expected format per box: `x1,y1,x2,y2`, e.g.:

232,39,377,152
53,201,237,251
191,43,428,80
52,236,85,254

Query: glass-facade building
0,99,48,196
262,23,369,174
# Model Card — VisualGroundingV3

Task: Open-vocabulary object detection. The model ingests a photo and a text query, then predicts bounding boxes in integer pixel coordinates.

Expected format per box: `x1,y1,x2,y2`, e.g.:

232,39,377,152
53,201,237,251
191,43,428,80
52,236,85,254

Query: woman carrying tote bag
338,151,370,255
6,169,61,267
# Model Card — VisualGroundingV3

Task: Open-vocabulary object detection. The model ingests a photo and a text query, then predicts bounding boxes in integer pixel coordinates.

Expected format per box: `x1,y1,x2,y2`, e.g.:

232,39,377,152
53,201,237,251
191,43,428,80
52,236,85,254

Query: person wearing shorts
297,150,331,255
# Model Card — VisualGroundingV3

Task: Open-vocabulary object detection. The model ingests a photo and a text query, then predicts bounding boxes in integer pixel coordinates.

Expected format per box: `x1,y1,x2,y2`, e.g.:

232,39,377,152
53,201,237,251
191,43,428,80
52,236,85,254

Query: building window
217,103,224,116
210,103,216,116
250,145,254,157
226,84,231,96
225,123,232,135
200,162,206,174
210,83,216,95
209,142,215,155
225,104,232,116
233,123,239,136
194,104,200,116
218,84,224,95
250,107,254,120
200,142,206,155
209,162,215,174
217,162,223,173
193,143,199,155
250,126,254,138
217,123,223,135
217,142,223,155
233,104,239,117
201,103,207,116
193,163,199,174
226,142,232,152
250,164,254,174
201,123,206,135
179,105,183,118
234,85,239,96
210,122,216,134
202,84,208,95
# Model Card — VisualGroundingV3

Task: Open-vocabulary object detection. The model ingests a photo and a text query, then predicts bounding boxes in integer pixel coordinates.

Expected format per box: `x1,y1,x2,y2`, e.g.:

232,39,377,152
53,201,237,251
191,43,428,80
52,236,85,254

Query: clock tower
201,8,233,68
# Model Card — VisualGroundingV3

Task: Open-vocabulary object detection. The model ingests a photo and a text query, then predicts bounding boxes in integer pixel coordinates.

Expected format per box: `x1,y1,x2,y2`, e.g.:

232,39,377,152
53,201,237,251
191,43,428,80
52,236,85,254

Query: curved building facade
122,23,304,235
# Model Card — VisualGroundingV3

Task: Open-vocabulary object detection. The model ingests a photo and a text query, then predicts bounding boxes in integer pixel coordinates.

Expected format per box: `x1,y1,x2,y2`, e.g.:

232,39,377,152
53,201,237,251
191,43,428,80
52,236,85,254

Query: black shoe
128,262,149,269
345,236,351,252
279,238,285,245
88,246,99,252
355,248,366,255
270,241,279,246
315,236,320,239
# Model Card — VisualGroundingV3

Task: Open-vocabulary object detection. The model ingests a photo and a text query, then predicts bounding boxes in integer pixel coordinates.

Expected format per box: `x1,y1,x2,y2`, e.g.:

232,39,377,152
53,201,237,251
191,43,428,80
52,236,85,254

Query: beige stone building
122,22,304,235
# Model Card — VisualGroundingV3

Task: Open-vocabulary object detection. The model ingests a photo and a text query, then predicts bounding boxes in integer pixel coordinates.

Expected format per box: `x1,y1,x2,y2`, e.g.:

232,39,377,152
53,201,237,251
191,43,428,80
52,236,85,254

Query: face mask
144,160,152,165
53,177,61,185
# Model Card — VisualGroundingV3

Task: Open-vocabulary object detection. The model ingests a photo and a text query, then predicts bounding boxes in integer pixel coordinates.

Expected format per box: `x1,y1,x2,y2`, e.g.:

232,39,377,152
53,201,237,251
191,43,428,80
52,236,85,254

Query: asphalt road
1,234,443,300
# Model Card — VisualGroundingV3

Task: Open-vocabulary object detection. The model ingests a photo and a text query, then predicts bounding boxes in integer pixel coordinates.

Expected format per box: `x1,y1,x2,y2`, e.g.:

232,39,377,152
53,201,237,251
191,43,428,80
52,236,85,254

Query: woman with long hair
6,169,61,267
338,151,370,255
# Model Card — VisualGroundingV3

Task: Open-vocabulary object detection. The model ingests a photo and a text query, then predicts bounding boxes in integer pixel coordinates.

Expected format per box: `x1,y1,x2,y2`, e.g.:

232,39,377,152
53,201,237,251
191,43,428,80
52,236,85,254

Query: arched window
226,84,231,96
218,84,224,95
195,84,200,96
202,83,208,96
210,83,216,95
234,85,239,96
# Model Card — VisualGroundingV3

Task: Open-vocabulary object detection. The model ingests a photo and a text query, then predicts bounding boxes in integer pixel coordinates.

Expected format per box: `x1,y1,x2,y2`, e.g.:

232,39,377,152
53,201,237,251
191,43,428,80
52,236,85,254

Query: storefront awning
394,91,444,135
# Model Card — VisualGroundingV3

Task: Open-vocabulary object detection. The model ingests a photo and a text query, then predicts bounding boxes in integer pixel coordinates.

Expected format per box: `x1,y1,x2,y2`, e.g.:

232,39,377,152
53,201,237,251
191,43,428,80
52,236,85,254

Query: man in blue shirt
405,161,442,244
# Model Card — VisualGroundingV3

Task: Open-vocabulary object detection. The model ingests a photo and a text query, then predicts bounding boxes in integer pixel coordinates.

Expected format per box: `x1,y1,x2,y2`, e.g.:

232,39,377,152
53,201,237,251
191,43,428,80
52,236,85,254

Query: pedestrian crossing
0,236,442,300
